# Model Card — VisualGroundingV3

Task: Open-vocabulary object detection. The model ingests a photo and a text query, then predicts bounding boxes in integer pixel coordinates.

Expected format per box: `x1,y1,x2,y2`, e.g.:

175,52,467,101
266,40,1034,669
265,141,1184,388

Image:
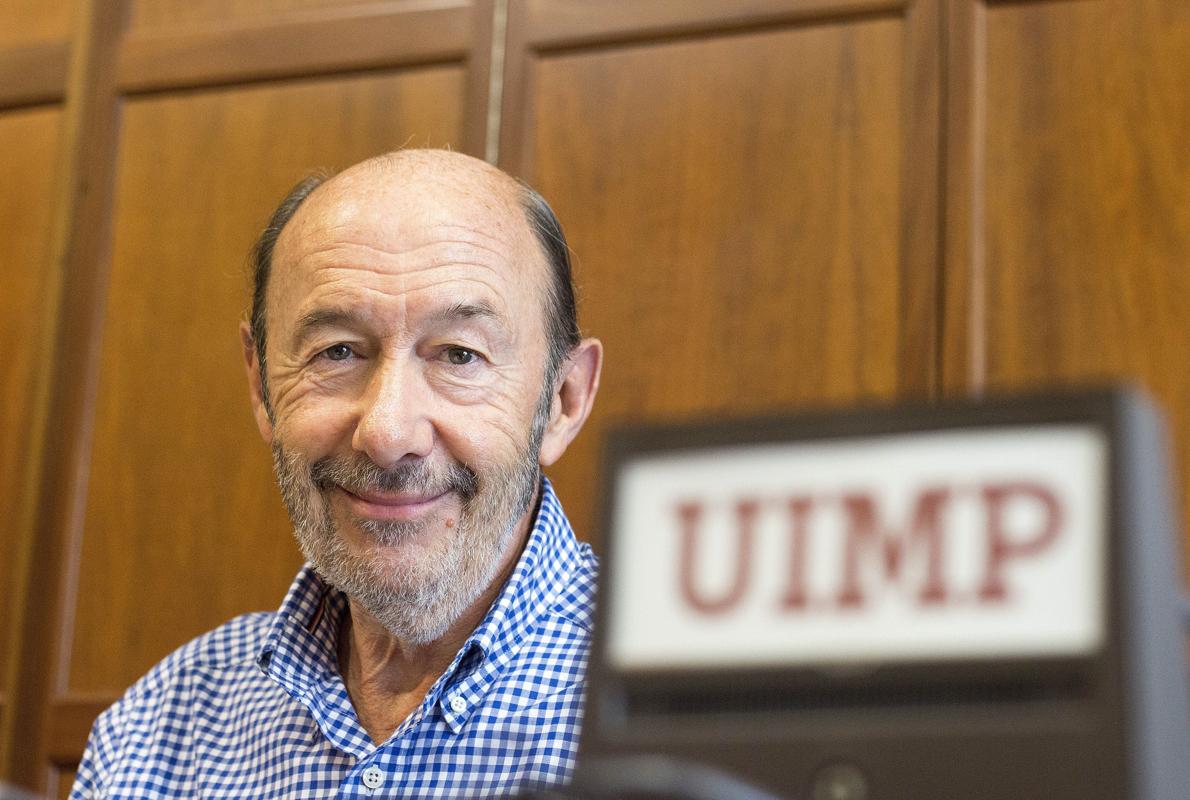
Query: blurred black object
511,756,782,800
584,388,1190,800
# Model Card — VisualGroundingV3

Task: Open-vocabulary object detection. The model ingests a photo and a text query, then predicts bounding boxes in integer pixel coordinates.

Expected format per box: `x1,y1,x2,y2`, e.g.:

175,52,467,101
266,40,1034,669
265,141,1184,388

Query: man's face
257,158,556,643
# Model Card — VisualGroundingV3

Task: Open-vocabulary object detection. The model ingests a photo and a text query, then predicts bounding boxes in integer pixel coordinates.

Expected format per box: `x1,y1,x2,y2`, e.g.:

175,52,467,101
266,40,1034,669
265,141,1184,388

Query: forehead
269,159,547,327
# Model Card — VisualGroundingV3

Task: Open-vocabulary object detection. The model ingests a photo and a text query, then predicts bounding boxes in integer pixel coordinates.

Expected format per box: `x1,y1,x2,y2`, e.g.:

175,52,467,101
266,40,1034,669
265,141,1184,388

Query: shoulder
551,540,599,632
94,609,277,724
129,611,275,696
71,612,278,796
532,480,600,633
513,541,599,687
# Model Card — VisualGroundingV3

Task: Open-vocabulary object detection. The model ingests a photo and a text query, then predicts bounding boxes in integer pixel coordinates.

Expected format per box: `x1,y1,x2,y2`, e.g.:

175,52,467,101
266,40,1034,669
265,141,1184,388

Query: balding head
248,150,579,414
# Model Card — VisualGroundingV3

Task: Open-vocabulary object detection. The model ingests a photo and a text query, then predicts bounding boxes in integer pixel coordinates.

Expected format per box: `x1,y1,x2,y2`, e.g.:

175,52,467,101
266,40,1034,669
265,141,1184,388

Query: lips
336,486,450,522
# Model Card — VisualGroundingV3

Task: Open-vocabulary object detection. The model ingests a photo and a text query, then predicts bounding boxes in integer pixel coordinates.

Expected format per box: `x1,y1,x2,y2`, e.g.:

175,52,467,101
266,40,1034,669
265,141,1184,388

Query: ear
240,320,275,444
539,338,603,467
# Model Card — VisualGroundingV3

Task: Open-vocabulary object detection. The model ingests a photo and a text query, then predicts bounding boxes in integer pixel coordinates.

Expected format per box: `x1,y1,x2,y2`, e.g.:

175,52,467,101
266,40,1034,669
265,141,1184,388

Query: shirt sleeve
70,701,122,800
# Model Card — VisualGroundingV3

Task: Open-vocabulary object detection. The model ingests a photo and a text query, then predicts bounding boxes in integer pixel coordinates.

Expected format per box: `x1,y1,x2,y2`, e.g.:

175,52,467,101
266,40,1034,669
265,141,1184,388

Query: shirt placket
335,705,436,797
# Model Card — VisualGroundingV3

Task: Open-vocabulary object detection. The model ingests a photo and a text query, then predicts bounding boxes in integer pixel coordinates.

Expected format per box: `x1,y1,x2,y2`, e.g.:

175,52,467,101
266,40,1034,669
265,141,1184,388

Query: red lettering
778,497,815,610
677,499,758,615
837,488,950,608
978,482,1063,602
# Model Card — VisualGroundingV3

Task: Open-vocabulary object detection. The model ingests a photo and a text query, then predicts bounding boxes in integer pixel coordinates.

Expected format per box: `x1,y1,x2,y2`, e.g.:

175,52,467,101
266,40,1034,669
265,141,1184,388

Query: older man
72,150,603,798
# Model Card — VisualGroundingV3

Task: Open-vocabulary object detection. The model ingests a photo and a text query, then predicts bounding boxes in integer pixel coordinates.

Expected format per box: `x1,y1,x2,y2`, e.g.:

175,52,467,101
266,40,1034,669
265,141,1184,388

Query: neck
336,506,535,744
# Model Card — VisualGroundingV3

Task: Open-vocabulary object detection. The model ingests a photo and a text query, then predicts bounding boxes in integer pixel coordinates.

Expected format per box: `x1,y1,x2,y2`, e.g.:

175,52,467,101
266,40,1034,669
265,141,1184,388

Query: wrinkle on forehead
296,270,515,328
296,227,520,275
286,235,529,324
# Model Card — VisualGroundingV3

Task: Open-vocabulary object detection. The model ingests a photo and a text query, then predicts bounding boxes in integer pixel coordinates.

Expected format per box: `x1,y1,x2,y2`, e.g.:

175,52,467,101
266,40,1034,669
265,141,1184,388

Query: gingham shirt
71,479,598,799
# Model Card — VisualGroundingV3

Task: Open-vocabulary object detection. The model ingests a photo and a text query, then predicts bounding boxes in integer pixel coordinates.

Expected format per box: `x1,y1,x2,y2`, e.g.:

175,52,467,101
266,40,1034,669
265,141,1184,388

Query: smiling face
248,152,560,643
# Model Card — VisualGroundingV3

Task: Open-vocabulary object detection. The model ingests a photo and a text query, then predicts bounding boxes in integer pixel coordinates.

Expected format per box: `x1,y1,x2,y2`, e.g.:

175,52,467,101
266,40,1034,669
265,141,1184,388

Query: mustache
309,455,479,501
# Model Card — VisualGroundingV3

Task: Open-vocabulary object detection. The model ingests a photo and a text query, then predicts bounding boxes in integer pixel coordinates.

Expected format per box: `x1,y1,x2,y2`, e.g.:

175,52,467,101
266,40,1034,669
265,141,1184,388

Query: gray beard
271,399,548,645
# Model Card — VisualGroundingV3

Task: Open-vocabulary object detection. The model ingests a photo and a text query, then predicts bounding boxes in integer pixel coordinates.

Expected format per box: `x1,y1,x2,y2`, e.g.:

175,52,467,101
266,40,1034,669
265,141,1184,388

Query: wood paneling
0,0,73,47
0,0,127,786
944,0,1190,565
0,0,127,785
67,66,465,694
0,43,70,108
516,0,905,48
55,768,76,800
513,2,941,542
129,0,437,32
0,0,70,108
117,3,473,94
0,104,62,724
46,697,106,768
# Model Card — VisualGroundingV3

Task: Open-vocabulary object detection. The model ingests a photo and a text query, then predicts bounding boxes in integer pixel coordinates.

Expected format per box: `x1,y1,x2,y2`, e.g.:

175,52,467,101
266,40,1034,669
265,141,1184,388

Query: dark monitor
580,388,1190,800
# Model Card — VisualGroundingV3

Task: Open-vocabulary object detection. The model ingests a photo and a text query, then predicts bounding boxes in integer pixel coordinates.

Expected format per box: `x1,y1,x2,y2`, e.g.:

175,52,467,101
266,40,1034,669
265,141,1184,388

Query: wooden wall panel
0,103,62,741
512,2,942,543
0,0,72,107
944,0,1190,564
54,767,75,800
129,0,416,31
1,0,126,783
66,66,465,694
116,3,477,98
0,0,72,47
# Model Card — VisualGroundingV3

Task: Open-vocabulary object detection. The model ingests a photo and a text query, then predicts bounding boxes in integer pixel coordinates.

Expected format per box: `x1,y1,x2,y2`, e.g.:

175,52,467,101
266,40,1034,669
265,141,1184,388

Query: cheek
273,397,357,457
450,402,540,468
436,363,544,447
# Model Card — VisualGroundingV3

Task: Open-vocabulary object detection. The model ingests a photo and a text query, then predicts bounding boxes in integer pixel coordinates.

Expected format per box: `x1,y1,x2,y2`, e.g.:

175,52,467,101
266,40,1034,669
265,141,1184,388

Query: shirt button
450,696,467,713
361,765,385,790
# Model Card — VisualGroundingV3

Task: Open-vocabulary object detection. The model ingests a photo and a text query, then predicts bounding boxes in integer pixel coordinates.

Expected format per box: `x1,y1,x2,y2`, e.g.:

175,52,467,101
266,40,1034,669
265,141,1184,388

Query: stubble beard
271,388,550,645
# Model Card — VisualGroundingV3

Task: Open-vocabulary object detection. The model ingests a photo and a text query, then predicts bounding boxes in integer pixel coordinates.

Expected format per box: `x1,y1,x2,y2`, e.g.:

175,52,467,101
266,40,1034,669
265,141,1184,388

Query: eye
321,343,355,361
445,346,478,366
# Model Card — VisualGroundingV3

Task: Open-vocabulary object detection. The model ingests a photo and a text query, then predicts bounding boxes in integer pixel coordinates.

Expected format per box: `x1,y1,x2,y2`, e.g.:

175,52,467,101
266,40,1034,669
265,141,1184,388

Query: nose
351,357,435,468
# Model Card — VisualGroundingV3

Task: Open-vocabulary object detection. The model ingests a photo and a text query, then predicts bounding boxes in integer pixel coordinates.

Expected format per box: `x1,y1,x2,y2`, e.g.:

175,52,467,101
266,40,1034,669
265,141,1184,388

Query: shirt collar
257,476,585,731
436,476,586,730
464,476,584,659
257,563,347,698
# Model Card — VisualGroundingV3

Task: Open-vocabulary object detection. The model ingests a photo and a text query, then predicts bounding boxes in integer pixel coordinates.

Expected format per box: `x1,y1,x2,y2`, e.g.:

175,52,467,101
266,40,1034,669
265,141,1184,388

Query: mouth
335,486,451,522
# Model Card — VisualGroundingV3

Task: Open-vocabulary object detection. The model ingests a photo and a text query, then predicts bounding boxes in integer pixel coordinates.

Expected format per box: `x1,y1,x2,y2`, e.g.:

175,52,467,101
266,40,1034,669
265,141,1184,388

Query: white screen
607,425,1107,669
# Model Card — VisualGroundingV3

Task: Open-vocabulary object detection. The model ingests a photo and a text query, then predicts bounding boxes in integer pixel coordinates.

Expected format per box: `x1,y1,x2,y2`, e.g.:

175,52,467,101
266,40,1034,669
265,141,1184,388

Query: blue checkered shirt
71,479,598,798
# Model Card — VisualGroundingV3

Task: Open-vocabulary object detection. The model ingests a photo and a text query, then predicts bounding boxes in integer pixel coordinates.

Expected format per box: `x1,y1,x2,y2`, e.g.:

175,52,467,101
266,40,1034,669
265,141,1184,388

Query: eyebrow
431,301,501,325
292,308,362,348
